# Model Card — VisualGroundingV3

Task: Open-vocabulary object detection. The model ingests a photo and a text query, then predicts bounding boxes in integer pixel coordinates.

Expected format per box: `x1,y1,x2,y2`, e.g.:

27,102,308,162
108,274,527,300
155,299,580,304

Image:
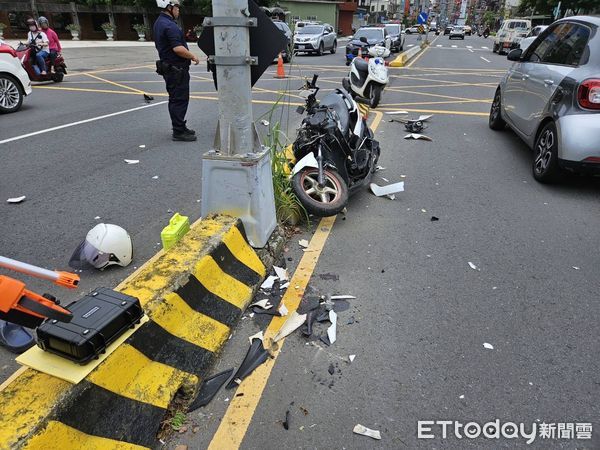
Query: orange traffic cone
275,53,287,79
358,47,362,59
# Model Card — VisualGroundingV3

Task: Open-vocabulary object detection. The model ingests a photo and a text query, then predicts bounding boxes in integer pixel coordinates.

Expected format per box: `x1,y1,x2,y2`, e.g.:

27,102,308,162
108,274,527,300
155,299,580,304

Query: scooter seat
320,92,350,135
353,57,369,73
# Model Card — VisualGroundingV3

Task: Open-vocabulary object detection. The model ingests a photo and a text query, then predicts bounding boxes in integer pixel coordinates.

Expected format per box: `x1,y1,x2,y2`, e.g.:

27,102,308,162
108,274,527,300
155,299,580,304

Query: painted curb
389,45,422,67
0,215,266,449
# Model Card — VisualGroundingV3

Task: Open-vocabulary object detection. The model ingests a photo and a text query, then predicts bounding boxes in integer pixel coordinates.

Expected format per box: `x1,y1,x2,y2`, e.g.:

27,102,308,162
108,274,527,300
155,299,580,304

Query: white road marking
408,44,414,47
480,56,491,63
451,45,457,48
0,101,168,145
482,46,489,49
466,45,473,48
436,44,442,47
468,48,474,53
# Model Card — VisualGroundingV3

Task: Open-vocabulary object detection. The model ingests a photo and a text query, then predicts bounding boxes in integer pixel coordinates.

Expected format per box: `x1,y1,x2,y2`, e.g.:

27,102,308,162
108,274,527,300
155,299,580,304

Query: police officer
154,0,200,141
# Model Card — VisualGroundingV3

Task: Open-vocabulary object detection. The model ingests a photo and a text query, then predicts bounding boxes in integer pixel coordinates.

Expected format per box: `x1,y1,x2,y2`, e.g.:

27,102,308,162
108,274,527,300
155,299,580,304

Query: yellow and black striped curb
0,215,266,449
389,45,423,67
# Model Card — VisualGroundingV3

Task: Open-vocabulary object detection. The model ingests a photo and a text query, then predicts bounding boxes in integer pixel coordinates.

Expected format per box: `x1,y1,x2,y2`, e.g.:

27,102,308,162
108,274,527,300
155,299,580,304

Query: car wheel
532,122,560,183
489,88,506,130
0,74,24,114
292,167,348,217
330,40,337,54
493,43,498,53
317,42,324,56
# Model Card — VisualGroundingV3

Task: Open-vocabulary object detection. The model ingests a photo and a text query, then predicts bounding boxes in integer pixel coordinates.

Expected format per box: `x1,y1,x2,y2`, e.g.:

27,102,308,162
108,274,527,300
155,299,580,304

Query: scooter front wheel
292,167,348,217
369,84,383,108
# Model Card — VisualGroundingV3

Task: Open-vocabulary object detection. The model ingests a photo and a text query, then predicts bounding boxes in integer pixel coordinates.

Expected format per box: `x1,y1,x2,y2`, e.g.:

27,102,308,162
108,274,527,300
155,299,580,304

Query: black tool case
36,287,144,364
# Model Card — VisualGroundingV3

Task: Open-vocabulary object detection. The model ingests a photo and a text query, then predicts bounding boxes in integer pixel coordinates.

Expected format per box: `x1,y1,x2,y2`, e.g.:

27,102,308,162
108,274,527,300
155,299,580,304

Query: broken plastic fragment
94,216,101,220
349,354,356,363
7,196,26,204
260,275,278,290
248,330,264,345
331,295,356,300
385,110,408,115
468,262,479,271
292,152,319,176
260,119,270,126
418,114,433,121
404,133,432,141
572,266,580,270
386,194,395,200
250,299,273,310
283,410,290,430
431,216,439,221
278,303,289,317
370,182,405,197
459,394,465,399
280,282,290,289
483,342,494,350
273,266,289,282
152,175,159,180
188,368,234,412
375,165,386,172
274,311,307,342
124,159,140,164
298,239,309,249
226,339,269,389
353,424,381,440
327,310,337,345
139,144,146,148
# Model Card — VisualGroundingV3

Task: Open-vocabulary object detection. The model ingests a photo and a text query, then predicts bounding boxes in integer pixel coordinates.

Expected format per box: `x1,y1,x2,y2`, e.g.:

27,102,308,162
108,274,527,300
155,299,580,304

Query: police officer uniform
153,9,195,140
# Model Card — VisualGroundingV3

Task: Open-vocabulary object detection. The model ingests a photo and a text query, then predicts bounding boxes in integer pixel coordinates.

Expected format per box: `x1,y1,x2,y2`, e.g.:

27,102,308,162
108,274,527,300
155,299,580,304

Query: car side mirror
359,36,368,43
507,48,523,61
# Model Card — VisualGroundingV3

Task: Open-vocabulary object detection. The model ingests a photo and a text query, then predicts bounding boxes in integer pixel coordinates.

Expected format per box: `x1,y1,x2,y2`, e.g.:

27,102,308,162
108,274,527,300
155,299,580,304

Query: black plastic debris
188,368,234,412
319,273,340,281
431,216,439,222
226,338,269,389
143,93,154,103
316,311,330,323
328,363,335,375
302,309,321,336
251,306,282,316
283,410,290,430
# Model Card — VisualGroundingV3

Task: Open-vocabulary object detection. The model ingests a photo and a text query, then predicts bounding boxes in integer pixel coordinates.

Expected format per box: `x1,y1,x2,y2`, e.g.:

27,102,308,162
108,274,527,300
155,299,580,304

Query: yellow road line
85,73,145,94
65,64,155,78
33,85,140,95
207,216,336,450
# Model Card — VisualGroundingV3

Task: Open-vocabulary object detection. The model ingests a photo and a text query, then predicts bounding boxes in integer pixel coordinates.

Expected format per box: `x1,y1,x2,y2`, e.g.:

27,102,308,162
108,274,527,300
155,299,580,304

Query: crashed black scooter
291,75,380,217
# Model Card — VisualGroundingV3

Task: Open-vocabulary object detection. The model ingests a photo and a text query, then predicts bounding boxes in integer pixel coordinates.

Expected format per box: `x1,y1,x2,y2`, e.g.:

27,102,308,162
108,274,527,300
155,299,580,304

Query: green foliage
170,411,186,431
65,23,81,31
517,0,597,15
483,11,495,28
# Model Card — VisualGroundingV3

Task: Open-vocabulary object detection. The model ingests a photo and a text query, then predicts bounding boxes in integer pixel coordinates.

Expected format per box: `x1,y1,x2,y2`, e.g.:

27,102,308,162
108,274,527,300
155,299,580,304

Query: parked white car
0,42,32,113
518,25,548,52
294,24,337,56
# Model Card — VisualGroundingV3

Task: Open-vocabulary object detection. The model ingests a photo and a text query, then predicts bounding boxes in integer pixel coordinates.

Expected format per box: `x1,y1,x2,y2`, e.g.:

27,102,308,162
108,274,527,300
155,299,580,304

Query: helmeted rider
26,18,49,76
38,16,62,73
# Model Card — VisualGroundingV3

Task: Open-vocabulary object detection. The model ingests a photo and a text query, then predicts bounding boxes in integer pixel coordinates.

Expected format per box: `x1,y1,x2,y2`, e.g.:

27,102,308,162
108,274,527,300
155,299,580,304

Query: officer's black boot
172,130,197,141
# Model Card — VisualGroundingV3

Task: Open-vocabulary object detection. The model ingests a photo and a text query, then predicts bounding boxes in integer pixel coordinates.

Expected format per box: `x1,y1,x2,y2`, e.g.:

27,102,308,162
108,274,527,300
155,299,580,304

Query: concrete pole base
201,149,277,248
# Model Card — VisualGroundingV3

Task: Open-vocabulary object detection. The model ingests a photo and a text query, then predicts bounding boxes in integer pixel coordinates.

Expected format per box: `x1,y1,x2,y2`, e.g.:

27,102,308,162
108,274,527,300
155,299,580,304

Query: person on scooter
26,18,49,76
38,16,61,73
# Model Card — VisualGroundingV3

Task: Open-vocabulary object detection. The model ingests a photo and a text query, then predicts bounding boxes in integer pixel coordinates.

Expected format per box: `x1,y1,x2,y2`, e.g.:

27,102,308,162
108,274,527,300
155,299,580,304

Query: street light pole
200,0,277,248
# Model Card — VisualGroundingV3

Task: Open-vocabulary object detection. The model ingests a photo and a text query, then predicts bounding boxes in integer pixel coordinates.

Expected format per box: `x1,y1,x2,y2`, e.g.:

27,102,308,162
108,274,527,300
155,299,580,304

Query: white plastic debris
387,194,395,200
274,311,307,342
7,196,26,204
459,395,465,399
124,159,140,164
260,119,270,126
353,424,381,440
280,282,290,289
250,299,272,310
273,266,289,282
483,342,494,350
375,165,386,172
572,266,580,270
349,354,356,363
298,239,309,249
260,275,278,290
292,152,318,176
94,216,101,220
468,262,479,271
152,175,159,179
404,133,432,141
331,295,356,300
385,110,408,115
370,182,405,197
327,310,337,345
418,114,433,121
139,144,146,148
248,330,264,344
278,303,289,317
381,177,389,182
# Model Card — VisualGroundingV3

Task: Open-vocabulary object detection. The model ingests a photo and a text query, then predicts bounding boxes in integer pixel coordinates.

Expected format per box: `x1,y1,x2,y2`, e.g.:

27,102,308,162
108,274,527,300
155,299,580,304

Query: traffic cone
275,53,287,79
358,47,362,59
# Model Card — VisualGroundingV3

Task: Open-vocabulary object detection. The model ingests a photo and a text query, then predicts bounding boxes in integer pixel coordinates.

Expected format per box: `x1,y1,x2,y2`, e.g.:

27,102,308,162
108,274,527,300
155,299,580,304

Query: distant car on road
443,25,453,35
463,25,473,35
384,23,404,52
449,26,465,40
0,42,32,113
346,26,391,59
489,16,600,182
273,20,293,62
294,24,337,56
518,25,548,52
405,25,427,34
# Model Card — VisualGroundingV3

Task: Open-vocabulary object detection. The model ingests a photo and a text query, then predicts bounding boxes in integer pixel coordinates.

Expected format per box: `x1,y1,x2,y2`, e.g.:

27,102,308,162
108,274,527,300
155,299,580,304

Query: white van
493,19,532,54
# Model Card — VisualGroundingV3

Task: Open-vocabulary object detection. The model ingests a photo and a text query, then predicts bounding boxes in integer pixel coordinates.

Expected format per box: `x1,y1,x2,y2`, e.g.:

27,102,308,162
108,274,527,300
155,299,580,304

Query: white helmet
156,0,180,8
69,224,133,270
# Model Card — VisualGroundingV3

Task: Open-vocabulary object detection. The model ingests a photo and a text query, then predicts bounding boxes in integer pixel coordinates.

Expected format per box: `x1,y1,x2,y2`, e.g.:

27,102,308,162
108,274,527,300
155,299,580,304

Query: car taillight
577,79,600,110
0,45,18,58
583,157,600,163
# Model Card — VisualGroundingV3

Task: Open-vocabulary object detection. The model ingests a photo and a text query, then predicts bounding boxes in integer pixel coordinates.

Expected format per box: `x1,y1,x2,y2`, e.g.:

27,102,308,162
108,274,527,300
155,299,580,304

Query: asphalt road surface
1,33,599,449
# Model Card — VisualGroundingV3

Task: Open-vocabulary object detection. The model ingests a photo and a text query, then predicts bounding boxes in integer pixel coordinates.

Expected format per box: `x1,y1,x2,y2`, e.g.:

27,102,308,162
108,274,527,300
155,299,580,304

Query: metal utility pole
200,0,277,248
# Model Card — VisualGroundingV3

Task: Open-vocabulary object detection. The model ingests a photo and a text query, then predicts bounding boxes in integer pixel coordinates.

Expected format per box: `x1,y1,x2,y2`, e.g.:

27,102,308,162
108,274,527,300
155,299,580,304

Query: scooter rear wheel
292,167,348,217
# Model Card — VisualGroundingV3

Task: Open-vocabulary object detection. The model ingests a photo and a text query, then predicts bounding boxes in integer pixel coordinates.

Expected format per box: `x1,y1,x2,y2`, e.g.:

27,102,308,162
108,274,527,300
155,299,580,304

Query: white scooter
342,39,389,108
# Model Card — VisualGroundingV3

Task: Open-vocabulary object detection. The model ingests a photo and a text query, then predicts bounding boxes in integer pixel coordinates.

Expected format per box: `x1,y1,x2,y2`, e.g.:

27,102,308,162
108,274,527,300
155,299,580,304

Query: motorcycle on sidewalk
15,42,67,83
290,75,381,217
343,37,389,108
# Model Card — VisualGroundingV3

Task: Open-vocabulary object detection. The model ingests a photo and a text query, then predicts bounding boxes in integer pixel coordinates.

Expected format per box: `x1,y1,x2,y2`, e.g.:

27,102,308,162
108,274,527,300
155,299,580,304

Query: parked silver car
294,24,337,56
489,16,600,182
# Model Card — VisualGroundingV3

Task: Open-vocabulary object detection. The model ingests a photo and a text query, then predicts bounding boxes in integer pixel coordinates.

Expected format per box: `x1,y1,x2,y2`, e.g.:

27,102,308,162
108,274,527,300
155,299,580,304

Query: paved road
1,33,598,448
171,35,600,449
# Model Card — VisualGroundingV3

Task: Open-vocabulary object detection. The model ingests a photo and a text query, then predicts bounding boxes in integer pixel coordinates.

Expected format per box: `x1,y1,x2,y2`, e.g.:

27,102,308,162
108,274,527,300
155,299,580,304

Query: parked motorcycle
15,42,67,83
291,75,381,217
342,40,389,108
